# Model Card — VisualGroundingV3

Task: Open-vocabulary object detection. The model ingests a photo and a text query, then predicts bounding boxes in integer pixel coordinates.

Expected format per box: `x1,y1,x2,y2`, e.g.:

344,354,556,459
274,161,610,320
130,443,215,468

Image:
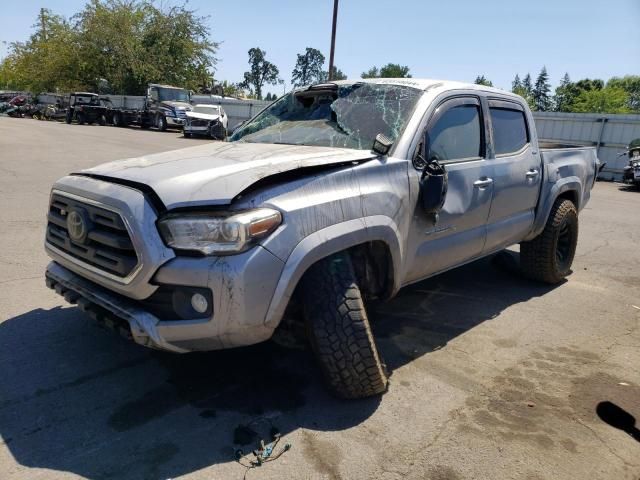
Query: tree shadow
0,250,559,479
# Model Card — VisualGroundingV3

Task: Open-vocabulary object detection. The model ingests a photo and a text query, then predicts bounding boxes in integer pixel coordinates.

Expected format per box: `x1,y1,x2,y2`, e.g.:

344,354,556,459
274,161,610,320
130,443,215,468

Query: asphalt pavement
0,117,639,480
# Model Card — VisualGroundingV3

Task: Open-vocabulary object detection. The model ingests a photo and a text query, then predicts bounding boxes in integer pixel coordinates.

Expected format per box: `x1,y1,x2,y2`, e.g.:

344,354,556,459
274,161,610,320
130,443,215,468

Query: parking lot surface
1,117,639,480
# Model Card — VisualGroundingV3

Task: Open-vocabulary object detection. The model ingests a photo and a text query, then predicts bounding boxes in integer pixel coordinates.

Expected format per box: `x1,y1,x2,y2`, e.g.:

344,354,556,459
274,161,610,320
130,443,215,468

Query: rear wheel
521,198,578,284
302,251,388,399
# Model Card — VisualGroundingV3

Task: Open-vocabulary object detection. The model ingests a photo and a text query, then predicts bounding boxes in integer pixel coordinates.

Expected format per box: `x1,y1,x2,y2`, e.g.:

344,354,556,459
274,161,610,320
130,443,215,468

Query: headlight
158,208,282,255
633,162,640,168
165,110,176,117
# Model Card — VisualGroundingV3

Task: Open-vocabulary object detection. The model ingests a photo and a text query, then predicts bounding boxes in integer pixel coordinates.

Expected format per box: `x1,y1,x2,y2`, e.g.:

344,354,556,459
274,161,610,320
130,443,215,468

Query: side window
427,104,482,162
490,108,529,155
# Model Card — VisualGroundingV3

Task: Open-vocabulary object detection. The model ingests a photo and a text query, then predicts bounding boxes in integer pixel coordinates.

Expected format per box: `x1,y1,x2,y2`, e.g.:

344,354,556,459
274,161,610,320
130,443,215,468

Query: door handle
473,178,493,188
526,169,540,179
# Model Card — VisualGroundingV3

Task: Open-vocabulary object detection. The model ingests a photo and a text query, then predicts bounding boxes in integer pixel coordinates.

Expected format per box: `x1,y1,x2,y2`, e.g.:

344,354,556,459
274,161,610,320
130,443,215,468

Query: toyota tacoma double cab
44,79,599,399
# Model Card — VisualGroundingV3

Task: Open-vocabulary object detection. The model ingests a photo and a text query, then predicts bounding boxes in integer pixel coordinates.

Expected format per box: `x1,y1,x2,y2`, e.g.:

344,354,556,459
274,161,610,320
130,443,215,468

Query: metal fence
533,111,640,181
191,95,271,129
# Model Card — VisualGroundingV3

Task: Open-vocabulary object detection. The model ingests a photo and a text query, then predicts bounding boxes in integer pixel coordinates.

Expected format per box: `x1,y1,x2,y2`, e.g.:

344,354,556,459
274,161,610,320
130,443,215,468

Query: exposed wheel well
273,240,395,345
556,189,578,209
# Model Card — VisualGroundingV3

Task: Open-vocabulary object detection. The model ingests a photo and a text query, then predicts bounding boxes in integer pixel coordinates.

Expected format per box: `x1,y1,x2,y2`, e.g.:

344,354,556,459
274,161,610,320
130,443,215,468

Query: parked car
44,79,599,399
621,138,640,188
105,84,192,130
65,92,108,125
183,104,228,139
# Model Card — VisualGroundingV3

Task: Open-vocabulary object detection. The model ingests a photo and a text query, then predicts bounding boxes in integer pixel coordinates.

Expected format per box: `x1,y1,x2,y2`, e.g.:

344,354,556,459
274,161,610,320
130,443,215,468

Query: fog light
190,293,209,314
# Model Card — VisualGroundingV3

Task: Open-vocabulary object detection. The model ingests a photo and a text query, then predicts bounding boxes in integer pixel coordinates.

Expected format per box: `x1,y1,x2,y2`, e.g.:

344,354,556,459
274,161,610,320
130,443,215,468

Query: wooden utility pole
328,0,339,81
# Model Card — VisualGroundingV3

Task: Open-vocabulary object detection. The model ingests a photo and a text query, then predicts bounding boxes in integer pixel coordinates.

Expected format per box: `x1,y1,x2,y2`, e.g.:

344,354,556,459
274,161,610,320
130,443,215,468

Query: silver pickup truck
44,79,598,399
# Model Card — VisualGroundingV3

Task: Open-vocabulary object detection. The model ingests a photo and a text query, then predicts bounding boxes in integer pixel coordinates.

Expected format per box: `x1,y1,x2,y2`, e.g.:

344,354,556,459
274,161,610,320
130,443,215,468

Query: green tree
0,9,79,92
322,65,347,81
76,1,218,94
291,47,325,87
474,75,493,87
361,66,379,79
522,74,533,96
512,73,534,109
218,80,244,98
571,87,630,114
361,63,411,78
239,47,281,100
553,73,576,112
532,66,551,111
512,74,522,92
607,75,640,112
0,1,218,94
574,78,604,92
264,92,273,101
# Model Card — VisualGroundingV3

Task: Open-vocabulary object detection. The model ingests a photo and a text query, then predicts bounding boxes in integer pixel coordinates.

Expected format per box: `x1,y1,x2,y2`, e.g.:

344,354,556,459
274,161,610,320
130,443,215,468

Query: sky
2,0,639,96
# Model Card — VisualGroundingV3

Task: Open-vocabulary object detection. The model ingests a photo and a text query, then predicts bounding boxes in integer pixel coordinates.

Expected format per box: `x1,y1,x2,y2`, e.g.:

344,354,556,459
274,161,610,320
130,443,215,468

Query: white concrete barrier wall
533,112,640,181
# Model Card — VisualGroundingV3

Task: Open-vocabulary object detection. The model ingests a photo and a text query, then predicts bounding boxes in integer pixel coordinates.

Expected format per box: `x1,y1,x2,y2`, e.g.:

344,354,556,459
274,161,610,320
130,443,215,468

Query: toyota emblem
67,209,89,244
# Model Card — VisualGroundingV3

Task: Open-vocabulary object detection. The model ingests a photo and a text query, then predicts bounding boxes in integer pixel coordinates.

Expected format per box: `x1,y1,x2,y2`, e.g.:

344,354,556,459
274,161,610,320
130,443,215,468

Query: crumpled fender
263,215,403,328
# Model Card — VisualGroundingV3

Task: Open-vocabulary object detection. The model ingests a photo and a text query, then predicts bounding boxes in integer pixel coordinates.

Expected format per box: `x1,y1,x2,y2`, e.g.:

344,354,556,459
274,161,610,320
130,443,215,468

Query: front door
404,96,494,284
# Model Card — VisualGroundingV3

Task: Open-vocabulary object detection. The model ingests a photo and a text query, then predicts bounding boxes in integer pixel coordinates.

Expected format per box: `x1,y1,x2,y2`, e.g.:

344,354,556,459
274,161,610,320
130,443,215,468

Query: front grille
188,119,208,127
46,193,138,277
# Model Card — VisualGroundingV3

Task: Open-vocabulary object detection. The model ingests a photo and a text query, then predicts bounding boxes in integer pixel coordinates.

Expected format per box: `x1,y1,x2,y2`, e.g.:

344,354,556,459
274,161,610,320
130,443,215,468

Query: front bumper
45,177,287,352
183,124,209,133
166,116,185,126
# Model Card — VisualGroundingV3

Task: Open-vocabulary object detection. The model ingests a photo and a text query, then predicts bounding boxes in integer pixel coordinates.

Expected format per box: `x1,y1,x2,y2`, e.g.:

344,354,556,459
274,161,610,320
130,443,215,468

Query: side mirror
372,133,393,155
419,160,448,218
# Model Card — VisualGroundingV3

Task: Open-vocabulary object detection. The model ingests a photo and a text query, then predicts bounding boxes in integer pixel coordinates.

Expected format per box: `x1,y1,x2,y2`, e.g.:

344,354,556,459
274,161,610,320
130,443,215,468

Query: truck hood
161,100,191,111
78,142,377,209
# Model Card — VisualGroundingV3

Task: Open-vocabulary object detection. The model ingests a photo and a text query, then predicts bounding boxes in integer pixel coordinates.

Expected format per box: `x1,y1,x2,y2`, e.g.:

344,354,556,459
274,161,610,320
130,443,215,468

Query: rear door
404,95,494,283
483,99,542,252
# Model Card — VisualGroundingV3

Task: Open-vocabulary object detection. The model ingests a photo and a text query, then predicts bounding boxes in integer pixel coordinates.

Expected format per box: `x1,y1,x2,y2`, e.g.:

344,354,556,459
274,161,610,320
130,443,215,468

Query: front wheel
520,198,578,284
302,252,388,399
156,114,167,131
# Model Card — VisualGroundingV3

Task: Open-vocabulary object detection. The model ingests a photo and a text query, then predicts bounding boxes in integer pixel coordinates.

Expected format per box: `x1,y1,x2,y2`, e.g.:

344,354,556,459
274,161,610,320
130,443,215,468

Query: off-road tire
521,198,578,284
302,252,388,399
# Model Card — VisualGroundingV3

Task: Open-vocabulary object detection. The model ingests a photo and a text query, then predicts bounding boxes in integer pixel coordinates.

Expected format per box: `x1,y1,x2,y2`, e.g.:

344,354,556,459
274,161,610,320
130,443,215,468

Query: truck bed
103,95,146,111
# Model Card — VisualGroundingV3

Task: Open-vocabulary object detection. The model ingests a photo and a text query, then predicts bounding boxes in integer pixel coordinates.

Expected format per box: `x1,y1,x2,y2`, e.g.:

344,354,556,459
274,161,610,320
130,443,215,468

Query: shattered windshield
229,83,422,150
157,87,189,103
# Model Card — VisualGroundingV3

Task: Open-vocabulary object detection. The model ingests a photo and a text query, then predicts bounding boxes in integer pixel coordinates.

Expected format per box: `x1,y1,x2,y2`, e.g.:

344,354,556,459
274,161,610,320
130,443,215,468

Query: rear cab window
488,100,530,155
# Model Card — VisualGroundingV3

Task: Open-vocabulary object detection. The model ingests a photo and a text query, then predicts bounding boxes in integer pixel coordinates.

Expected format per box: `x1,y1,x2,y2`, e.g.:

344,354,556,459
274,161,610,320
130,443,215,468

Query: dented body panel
44,79,598,353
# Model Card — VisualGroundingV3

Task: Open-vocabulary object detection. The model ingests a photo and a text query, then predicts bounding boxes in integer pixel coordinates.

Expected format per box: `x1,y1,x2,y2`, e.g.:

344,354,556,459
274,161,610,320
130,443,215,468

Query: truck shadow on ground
0,250,559,479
